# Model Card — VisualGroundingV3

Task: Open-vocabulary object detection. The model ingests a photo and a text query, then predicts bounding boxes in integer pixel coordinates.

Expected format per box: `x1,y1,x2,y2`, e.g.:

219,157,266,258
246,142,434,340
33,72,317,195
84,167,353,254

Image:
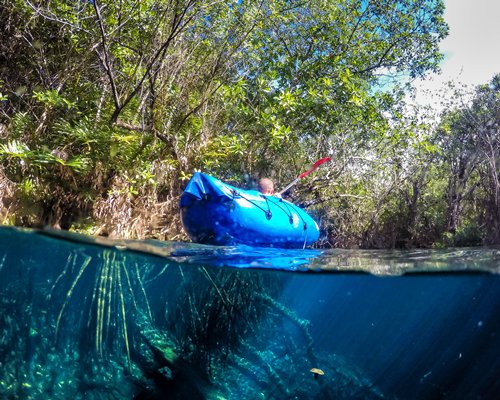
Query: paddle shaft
279,157,331,195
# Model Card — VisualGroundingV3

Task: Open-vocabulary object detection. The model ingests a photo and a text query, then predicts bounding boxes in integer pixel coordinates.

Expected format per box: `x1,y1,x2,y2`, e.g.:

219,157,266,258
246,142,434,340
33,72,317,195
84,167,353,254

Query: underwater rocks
208,344,384,400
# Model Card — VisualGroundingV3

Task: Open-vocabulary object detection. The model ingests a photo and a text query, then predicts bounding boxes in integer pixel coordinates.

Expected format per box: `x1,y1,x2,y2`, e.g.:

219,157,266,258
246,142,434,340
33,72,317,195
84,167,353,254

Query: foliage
5,0,497,248
434,75,500,244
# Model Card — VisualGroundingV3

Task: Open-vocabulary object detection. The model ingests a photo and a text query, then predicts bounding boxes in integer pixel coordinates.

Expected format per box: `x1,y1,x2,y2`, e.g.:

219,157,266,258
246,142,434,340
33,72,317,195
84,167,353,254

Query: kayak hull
180,172,320,248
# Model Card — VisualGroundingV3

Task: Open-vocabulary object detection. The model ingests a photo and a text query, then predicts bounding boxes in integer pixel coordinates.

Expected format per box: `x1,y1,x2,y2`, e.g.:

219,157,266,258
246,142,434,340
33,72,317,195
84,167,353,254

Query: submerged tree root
51,250,155,374
257,292,318,365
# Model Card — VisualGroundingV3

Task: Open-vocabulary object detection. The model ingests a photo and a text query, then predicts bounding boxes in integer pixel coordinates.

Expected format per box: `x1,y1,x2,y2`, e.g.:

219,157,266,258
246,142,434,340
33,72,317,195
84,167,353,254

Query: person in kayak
258,178,275,195
258,178,281,197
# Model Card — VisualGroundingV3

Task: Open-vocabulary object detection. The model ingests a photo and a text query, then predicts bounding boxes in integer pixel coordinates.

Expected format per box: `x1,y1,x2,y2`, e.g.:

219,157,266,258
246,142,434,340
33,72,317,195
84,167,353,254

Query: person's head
258,178,274,195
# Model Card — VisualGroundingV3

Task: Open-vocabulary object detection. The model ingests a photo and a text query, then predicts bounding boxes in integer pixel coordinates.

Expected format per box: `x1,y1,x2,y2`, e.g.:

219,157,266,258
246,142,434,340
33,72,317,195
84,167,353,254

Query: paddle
279,157,332,195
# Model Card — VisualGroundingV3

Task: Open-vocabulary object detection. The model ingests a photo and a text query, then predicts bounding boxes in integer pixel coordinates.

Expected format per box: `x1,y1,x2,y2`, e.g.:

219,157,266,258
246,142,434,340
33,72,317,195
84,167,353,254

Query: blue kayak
180,172,320,248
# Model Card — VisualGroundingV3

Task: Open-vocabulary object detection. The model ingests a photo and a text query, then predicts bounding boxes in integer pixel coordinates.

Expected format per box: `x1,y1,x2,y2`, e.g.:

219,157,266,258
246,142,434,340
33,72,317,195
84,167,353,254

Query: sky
412,0,500,108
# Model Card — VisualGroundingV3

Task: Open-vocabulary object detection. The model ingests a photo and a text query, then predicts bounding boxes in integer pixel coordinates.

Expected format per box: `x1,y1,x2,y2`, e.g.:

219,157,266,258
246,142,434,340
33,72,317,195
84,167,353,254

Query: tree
435,74,500,245
465,75,500,243
224,0,448,174
0,0,450,243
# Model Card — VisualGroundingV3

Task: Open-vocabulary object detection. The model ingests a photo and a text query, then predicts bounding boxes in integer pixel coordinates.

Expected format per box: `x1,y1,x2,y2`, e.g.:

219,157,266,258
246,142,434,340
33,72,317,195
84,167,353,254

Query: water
0,226,499,400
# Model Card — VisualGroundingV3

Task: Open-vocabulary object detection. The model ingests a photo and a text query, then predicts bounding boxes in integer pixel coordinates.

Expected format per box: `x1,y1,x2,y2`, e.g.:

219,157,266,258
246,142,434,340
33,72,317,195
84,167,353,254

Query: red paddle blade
298,157,332,179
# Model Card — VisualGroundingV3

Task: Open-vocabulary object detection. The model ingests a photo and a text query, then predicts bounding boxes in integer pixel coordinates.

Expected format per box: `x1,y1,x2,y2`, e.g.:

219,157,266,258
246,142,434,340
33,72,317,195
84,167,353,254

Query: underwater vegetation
0,228,384,399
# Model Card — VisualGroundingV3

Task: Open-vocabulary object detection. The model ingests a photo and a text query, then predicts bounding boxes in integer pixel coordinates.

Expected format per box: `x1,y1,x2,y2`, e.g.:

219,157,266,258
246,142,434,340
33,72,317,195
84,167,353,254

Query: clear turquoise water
0,226,499,399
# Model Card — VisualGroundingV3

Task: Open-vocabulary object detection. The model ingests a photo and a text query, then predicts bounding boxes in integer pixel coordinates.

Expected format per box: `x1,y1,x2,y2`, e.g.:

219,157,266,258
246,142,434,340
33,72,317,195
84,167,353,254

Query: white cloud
411,0,500,109
440,0,500,84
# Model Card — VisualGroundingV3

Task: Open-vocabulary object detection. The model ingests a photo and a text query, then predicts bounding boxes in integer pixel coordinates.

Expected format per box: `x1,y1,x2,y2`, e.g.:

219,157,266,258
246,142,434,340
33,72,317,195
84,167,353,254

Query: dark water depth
0,226,499,400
